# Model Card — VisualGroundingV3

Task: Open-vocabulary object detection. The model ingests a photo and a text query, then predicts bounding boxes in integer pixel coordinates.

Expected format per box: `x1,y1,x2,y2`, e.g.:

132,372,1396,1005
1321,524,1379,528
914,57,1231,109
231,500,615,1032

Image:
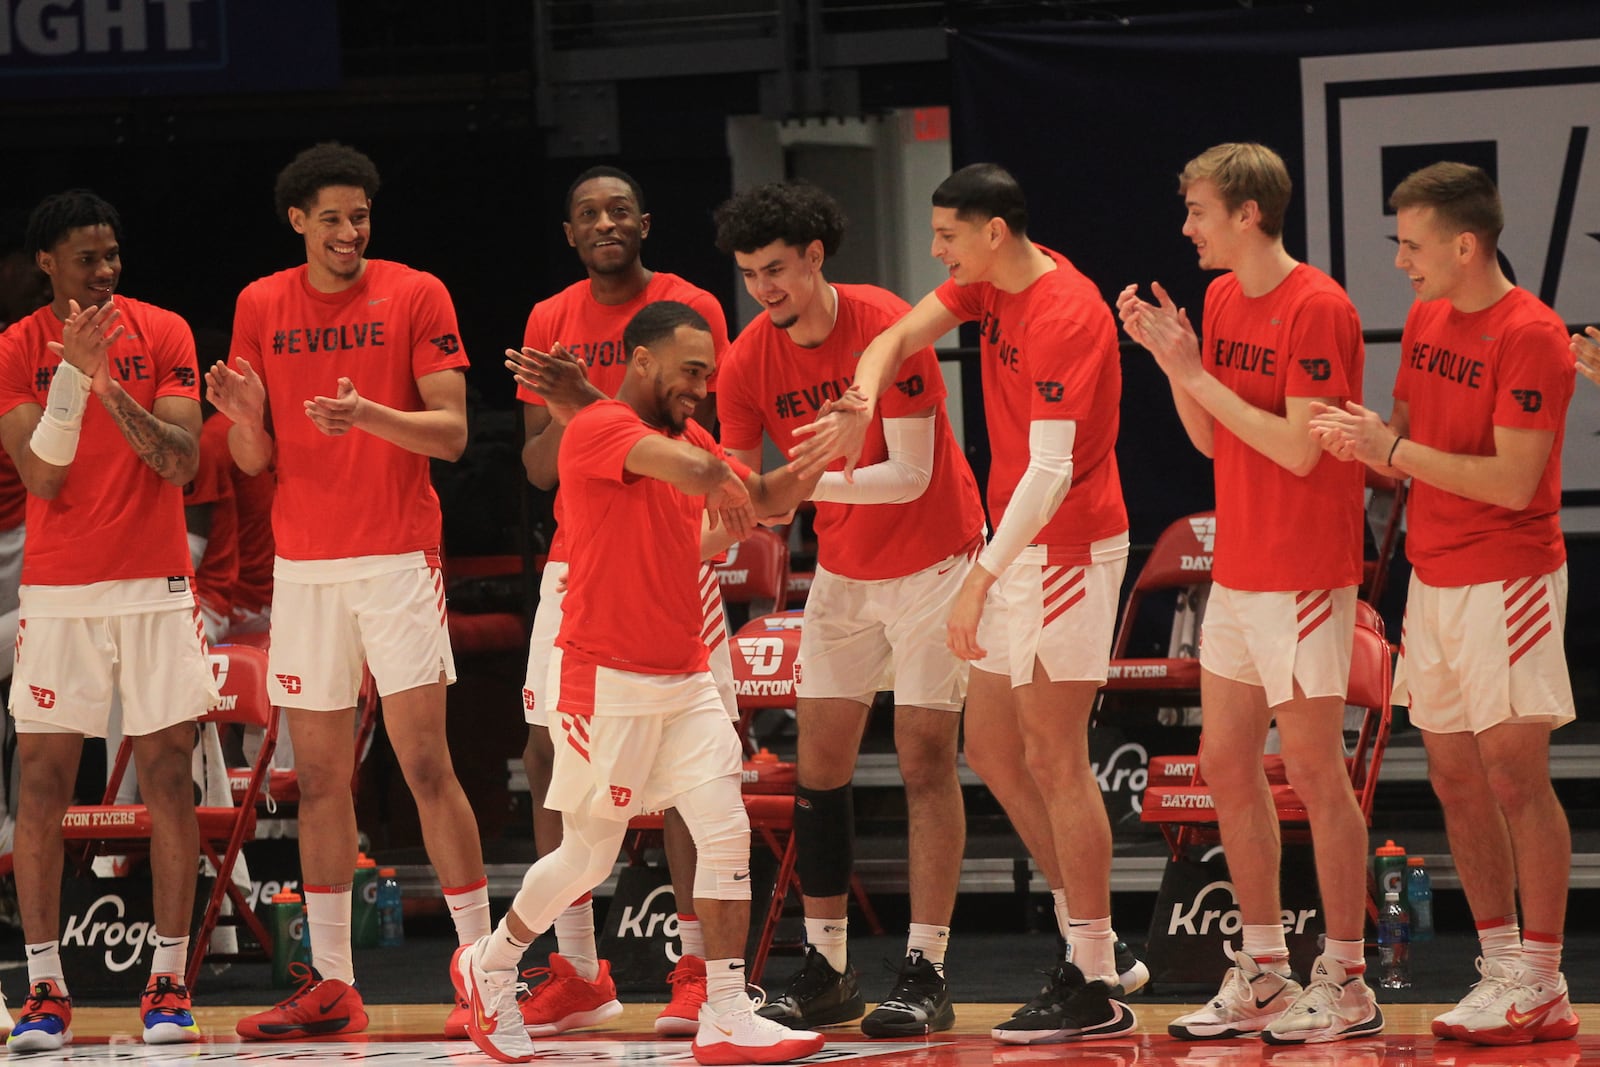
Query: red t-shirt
0,299,198,585
935,246,1126,562
0,448,24,533
1395,288,1572,586
556,400,750,676
718,283,983,579
227,414,276,615
229,259,469,561
188,414,239,615
520,272,730,563
1202,265,1366,591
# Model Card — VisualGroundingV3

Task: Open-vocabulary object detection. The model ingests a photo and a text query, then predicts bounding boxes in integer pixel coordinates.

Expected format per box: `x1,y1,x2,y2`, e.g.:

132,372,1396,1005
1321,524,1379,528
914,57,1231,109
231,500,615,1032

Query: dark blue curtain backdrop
948,0,1599,544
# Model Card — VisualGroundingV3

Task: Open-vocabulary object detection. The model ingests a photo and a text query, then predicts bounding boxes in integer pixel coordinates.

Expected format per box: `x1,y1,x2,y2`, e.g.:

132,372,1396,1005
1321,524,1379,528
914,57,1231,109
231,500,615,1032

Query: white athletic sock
443,877,492,944
305,884,355,984
25,941,64,986
554,893,599,980
1325,938,1366,969
150,935,189,978
1051,888,1071,939
478,917,532,974
705,958,748,1014
1241,923,1290,969
906,923,949,973
677,913,705,959
1066,916,1117,985
805,915,849,973
1523,931,1563,987
1477,914,1522,965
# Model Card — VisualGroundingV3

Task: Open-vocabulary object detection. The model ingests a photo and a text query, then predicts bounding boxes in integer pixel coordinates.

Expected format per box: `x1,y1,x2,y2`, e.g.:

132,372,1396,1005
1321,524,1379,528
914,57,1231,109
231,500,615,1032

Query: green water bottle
352,853,380,949
270,890,311,987
1373,839,1409,921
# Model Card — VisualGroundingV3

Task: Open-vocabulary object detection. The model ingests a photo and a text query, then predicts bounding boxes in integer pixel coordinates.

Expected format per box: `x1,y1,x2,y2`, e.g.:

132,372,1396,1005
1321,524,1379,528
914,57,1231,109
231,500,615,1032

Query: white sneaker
1169,949,1301,1040
1447,968,1579,1045
692,999,825,1066
1431,956,1520,1038
1262,955,1383,1045
451,936,534,1064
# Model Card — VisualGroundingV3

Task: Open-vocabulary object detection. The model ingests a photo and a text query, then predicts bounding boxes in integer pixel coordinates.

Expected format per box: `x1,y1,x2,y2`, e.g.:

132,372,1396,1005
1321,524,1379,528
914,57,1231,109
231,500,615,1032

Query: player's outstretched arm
304,367,467,461
791,291,959,479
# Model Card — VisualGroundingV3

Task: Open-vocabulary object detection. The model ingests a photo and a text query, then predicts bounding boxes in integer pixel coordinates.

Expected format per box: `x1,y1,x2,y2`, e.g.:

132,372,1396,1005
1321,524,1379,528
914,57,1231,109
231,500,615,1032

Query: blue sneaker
7,979,72,1052
141,973,201,1045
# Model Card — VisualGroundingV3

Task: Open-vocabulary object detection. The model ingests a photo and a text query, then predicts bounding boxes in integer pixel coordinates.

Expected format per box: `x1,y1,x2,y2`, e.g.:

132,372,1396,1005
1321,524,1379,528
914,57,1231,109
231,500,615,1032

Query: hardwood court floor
28,1001,1600,1064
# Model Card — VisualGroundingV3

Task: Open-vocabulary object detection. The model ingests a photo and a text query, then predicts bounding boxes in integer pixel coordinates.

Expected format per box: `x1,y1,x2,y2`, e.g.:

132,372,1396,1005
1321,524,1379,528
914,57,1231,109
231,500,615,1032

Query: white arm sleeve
187,532,209,570
809,414,935,505
977,420,1075,575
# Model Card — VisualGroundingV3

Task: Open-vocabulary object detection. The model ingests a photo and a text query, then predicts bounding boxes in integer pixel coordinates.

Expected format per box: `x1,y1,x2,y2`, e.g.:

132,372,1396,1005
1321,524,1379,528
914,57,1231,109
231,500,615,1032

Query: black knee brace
793,783,855,897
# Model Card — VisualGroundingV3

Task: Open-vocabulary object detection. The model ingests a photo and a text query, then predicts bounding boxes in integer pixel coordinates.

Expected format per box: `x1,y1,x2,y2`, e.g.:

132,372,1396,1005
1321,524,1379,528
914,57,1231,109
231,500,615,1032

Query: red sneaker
7,979,72,1053
656,954,709,1037
517,953,623,1036
445,988,471,1038
235,965,369,1040
140,973,201,1045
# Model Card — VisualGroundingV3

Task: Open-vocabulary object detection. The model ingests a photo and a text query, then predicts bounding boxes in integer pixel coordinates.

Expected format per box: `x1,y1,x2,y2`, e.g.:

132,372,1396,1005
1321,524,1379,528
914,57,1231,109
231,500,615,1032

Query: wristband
1386,435,1404,466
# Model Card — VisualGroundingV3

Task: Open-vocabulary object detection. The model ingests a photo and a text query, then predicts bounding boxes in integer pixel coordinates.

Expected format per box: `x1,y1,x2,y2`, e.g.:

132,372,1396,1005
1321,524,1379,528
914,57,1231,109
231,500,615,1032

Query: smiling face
640,324,715,432
289,184,370,292
733,239,823,331
1180,178,1247,272
38,223,121,315
930,207,999,285
566,176,649,277
1394,204,1469,304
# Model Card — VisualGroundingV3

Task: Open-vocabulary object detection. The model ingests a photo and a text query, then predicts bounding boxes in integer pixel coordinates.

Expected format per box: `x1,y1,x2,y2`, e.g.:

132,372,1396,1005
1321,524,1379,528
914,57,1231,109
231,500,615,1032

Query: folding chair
714,528,790,631
1362,469,1408,606
1096,511,1215,716
1139,616,1394,919
59,643,281,990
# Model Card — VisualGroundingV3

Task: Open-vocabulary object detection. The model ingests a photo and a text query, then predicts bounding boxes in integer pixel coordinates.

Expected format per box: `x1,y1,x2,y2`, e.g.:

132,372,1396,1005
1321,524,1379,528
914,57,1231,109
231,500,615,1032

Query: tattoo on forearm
99,386,198,480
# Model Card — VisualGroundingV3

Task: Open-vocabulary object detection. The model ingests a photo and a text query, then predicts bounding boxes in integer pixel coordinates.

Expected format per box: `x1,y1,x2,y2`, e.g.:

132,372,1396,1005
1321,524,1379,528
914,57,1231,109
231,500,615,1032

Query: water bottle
378,867,405,947
269,890,311,987
1377,889,1411,989
352,853,380,948
1407,856,1434,942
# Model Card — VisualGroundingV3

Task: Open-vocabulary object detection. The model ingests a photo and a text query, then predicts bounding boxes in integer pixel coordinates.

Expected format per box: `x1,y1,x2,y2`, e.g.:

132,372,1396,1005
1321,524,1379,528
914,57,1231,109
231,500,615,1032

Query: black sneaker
991,960,1137,1045
755,946,865,1028
1114,940,1150,996
1054,934,1150,996
860,951,955,1037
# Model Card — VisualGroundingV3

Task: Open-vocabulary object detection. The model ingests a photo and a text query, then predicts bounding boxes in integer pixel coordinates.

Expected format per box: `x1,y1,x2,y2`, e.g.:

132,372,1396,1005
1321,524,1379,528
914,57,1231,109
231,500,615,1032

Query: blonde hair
1179,142,1291,238
1388,162,1503,248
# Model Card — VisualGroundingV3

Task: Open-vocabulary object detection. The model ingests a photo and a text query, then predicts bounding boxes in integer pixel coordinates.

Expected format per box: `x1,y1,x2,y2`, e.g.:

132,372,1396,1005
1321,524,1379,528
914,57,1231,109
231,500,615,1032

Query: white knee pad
510,812,628,934
675,774,751,901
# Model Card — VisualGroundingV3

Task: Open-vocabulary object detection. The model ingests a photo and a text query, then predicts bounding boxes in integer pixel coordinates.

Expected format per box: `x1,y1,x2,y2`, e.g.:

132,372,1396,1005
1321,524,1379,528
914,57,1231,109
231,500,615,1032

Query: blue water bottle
377,867,405,947
1407,856,1434,942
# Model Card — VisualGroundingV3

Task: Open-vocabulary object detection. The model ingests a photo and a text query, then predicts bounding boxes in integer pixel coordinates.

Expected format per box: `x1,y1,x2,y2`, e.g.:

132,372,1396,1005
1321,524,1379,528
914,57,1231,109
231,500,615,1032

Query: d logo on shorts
609,785,632,807
28,685,55,709
275,674,303,695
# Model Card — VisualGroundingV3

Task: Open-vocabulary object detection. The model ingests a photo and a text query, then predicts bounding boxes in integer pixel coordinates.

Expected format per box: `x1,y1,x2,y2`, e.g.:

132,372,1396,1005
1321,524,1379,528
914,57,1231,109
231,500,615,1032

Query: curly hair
713,181,846,258
25,189,122,255
565,165,646,222
273,142,381,219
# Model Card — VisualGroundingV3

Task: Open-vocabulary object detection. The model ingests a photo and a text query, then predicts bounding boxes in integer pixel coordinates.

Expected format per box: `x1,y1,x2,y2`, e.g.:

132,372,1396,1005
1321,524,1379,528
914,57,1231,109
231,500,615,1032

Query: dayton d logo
1511,389,1543,413
1035,380,1064,402
29,685,55,709
275,674,303,695
609,785,633,807
1298,358,1332,382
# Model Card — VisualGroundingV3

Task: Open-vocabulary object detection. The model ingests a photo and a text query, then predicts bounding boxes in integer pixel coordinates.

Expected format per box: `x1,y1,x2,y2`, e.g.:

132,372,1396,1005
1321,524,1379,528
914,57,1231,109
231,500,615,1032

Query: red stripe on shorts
1504,579,1552,667
1042,566,1086,628
1296,590,1332,641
